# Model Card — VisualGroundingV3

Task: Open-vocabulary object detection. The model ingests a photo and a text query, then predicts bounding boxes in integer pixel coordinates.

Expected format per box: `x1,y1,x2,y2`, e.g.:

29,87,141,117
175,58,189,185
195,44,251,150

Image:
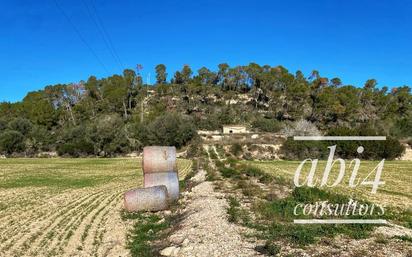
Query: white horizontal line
294,219,387,224
293,136,387,141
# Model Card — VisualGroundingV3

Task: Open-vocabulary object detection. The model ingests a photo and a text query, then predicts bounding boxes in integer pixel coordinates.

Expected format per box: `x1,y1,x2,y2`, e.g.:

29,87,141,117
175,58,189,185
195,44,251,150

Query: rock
182,238,189,246
126,151,139,158
163,210,172,216
375,223,412,237
160,246,180,257
169,234,185,245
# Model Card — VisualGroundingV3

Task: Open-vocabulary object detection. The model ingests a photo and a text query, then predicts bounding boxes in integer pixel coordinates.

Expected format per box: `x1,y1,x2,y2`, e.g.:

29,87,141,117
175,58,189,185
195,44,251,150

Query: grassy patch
393,235,412,243
250,186,397,246
250,160,412,209
122,159,195,257
227,196,251,225
255,241,281,256
122,212,170,257
179,159,197,191
0,174,111,189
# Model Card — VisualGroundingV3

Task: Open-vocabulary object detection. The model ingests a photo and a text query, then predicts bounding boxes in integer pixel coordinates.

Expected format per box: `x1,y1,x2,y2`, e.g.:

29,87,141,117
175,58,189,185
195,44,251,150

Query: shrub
57,141,94,157
281,128,405,160
263,241,281,256
0,130,25,154
219,166,240,179
0,119,7,132
252,117,282,133
57,126,95,157
390,118,412,138
138,112,197,149
253,187,381,246
8,118,32,136
230,143,243,156
227,196,251,225
186,137,203,158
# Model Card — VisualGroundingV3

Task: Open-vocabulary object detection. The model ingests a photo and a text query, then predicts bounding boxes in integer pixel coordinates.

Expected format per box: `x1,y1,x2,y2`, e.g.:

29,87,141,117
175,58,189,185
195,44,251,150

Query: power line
81,0,124,71
53,0,110,74
88,0,125,70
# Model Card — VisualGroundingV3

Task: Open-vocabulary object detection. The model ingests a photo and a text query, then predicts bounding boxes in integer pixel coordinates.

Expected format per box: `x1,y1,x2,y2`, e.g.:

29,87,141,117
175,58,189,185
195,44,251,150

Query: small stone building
222,125,248,134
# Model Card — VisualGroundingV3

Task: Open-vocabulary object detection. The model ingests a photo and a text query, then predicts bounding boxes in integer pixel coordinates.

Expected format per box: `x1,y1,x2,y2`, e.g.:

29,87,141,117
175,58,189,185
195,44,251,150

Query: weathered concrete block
144,172,179,201
143,146,177,174
124,186,169,212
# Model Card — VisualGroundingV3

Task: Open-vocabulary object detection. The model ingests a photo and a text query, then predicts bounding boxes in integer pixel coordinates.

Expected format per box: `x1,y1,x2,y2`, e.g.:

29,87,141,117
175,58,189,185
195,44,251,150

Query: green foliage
155,64,167,84
227,196,251,225
230,143,243,156
0,130,25,154
123,212,170,257
57,126,94,157
252,117,282,132
281,127,405,160
8,118,32,136
0,118,7,131
391,118,412,138
209,148,218,160
281,138,327,160
393,235,412,243
219,166,241,179
252,187,382,246
261,241,281,256
137,112,196,148
0,64,411,156
185,137,203,158
0,173,105,189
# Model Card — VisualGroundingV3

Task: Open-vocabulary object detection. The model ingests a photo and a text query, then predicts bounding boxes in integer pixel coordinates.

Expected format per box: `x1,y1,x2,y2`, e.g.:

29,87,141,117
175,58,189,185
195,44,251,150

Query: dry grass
247,160,412,210
0,158,192,257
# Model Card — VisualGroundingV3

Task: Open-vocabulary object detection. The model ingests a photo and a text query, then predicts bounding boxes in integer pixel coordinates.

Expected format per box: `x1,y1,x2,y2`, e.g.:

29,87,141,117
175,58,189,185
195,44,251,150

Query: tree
217,63,229,87
85,76,102,100
197,67,215,85
0,130,25,154
1,62,411,156
155,64,167,84
21,91,56,128
57,125,94,157
181,65,193,84
137,112,196,148
8,118,32,136
0,119,7,131
173,71,184,84
364,79,377,90
330,77,342,87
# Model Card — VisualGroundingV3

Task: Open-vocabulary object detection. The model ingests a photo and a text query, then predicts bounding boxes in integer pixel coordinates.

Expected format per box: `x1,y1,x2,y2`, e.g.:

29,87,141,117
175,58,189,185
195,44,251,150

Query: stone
182,238,189,246
160,246,180,257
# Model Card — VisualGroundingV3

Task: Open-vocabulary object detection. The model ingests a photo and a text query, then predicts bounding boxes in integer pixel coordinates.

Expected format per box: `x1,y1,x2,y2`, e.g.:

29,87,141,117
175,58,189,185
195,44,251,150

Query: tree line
0,63,411,157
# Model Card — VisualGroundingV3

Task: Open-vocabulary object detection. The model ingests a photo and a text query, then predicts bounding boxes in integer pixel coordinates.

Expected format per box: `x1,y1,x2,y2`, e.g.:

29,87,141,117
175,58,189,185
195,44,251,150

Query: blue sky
1,0,411,102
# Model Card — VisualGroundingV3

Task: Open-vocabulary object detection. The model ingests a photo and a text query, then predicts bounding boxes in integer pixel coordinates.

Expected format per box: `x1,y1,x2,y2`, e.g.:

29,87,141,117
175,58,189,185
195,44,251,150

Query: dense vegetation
0,63,411,156
281,127,405,160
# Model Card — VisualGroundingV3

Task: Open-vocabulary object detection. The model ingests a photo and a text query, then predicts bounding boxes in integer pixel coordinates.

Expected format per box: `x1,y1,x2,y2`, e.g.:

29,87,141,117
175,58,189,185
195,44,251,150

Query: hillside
0,63,411,157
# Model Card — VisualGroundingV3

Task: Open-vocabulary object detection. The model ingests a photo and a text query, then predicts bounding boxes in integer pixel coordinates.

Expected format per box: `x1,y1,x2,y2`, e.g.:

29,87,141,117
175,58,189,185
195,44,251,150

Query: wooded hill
0,63,411,157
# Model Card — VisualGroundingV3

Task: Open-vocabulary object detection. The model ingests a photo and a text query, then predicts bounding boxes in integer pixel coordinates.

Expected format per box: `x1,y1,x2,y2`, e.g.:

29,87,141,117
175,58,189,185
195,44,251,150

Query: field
0,158,192,257
248,160,412,210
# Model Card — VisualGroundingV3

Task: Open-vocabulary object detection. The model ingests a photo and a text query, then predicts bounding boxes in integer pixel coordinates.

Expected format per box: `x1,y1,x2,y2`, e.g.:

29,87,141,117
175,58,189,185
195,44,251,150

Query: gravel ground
160,169,262,257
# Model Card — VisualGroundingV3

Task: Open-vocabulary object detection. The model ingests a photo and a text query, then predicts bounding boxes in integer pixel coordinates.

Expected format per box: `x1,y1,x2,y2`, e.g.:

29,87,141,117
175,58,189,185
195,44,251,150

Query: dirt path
159,150,261,257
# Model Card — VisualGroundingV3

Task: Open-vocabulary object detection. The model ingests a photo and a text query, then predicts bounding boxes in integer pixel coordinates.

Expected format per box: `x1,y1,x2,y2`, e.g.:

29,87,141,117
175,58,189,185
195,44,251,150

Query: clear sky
1,0,411,102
